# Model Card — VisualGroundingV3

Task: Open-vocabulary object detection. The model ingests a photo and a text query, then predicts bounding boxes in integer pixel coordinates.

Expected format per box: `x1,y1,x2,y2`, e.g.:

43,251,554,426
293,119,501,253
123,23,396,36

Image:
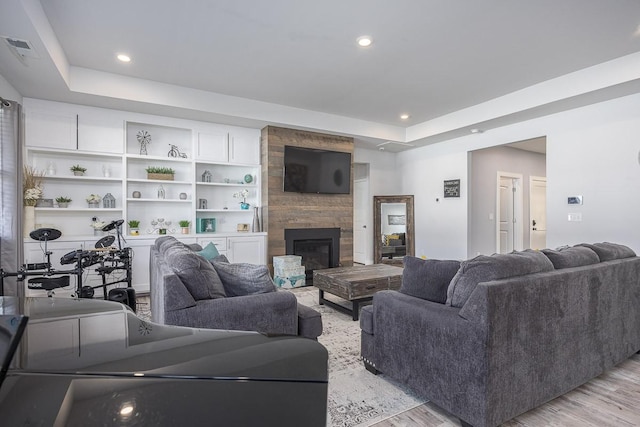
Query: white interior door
496,172,523,254
530,176,547,250
353,164,371,264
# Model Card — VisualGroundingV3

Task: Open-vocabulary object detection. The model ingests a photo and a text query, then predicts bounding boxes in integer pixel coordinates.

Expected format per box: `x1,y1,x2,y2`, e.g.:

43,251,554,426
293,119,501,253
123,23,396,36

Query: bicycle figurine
168,144,187,158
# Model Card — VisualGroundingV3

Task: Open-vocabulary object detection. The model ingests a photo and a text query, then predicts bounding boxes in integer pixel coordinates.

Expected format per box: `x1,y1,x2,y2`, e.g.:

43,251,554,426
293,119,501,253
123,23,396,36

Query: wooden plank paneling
261,126,354,271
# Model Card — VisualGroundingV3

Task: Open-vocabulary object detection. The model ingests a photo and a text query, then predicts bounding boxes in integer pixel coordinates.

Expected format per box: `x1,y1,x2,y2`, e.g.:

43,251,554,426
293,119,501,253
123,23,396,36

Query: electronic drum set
0,219,136,312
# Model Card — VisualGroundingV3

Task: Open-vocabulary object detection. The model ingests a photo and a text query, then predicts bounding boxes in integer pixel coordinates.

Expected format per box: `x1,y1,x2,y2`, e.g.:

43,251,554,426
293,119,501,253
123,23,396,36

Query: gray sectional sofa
360,243,640,427
150,236,322,340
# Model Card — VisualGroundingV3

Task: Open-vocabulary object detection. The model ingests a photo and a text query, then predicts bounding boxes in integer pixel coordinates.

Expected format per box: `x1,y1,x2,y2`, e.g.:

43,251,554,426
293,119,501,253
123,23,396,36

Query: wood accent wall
261,126,354,270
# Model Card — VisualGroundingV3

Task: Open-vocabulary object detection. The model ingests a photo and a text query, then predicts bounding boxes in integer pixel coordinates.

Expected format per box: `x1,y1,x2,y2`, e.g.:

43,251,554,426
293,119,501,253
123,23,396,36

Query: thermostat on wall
567,196,583,205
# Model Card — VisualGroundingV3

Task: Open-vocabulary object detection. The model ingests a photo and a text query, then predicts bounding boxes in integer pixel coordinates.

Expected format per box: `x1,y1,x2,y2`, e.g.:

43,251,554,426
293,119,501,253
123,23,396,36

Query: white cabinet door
25,100,124,153
229,128,260,165
127,240,152,294
26,109,77,149
197,130,229,162
227,235,265,264
77,107,125,154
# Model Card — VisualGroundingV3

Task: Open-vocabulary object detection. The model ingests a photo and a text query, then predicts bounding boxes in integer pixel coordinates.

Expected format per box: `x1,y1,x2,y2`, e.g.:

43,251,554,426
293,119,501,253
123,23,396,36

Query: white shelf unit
194,161,260,233
22,98,266,293
26,147,125,236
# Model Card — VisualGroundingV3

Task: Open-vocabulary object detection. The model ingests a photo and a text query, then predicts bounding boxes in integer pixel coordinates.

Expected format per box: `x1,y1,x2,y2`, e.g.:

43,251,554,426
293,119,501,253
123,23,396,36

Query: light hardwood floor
371,353,640,427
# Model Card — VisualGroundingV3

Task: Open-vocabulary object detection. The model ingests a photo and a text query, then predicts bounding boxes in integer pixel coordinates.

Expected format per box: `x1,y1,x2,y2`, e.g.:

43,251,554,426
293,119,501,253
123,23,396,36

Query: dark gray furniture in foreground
150,236,322,339
0,297,328,426
361,243,640,427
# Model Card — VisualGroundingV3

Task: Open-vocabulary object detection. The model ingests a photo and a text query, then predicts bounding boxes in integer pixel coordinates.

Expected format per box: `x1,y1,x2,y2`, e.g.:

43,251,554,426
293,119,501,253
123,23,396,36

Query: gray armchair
150,236,322,339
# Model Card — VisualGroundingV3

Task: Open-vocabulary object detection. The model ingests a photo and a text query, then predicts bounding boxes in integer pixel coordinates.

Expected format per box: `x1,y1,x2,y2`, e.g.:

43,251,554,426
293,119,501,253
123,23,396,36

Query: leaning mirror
373,195,415,265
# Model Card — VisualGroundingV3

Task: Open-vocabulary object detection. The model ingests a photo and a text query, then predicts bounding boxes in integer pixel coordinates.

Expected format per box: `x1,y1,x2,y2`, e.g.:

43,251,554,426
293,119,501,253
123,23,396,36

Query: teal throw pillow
196,242,220,261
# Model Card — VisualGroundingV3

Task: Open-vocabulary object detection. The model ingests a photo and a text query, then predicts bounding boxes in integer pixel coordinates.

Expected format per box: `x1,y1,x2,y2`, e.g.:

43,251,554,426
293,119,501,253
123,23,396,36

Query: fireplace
285,228,340,279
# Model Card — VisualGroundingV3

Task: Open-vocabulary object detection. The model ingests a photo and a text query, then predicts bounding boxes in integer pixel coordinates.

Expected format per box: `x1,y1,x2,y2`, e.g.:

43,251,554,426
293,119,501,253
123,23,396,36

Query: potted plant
145,166,175,181
90,217,107,236
178,220,191,234
86,194,101,208
70,165,87,176
55,196,72,208
233,188,250,209
128,220,141,236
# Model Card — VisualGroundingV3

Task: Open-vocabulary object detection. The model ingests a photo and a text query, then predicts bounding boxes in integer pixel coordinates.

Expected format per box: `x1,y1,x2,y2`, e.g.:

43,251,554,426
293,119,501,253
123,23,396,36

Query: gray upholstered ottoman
297,304,323,340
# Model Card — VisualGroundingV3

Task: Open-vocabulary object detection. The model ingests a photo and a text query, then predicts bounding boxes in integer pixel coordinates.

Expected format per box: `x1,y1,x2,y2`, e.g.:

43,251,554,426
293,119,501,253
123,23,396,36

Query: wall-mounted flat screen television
283,146,351,194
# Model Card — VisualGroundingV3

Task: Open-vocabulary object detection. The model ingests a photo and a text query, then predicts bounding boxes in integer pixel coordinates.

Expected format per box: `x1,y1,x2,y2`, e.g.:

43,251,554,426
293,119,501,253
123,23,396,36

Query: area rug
135,288,425,427
292,286,425,427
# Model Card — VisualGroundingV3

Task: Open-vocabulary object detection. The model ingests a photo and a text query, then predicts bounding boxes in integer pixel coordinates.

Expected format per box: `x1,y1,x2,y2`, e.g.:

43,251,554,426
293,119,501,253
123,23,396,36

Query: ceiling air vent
3,37,39,59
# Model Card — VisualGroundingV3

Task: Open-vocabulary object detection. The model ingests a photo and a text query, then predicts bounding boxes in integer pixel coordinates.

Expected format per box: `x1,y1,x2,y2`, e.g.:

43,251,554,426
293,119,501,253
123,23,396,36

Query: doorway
496,172,523,254
529,176,547,250
353,163,372,264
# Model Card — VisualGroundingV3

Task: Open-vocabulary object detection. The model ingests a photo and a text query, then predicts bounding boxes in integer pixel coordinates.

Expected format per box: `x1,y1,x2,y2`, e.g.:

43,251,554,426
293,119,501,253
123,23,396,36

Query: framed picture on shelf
237,223,250,232
196,218,216,233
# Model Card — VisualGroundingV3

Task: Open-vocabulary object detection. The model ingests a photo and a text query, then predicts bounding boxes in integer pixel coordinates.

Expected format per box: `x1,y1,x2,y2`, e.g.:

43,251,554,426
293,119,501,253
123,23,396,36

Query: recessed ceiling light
400,114,410,120
356,36,372,47
117,54,131,63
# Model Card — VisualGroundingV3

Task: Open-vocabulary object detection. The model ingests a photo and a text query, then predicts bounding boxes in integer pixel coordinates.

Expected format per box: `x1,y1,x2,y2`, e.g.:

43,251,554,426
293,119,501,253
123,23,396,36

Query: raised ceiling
1,0,640,151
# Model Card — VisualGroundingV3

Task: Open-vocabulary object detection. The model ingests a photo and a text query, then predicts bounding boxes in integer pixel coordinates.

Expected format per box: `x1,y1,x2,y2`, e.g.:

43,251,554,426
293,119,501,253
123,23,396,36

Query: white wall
397,92,640,258
546,98,640,250
397,146,468,260
0,73,22,103
354,148,401,196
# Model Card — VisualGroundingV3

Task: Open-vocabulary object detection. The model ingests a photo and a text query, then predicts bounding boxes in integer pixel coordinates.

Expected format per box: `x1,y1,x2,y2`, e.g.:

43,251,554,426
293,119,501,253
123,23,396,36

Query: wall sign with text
443,179,460,198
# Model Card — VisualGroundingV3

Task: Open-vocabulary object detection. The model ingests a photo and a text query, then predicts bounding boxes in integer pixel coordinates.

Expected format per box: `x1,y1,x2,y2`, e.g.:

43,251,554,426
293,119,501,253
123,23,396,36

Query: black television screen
283,146,351,194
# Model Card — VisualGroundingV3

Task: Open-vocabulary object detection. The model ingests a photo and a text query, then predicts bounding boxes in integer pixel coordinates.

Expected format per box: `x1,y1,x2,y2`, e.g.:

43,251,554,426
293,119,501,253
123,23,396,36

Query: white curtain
0,97,23,297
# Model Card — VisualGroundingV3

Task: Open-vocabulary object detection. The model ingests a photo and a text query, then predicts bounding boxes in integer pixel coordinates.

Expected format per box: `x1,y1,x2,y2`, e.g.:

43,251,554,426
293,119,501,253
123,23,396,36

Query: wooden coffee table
312,264,403,320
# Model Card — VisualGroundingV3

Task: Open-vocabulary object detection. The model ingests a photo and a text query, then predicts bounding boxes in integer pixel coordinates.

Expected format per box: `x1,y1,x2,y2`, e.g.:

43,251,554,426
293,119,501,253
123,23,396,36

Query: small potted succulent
55,196,72,208
145,166,175,181
128,220,140,236
86,194,101,208
178,220,191,234
70,165,87,176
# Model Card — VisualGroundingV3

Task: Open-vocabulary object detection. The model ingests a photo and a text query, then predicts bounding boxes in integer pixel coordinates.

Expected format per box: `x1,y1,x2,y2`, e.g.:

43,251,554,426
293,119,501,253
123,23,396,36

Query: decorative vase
88,201,99,208
130,228,139,236
240,202,250,210
23,205,35,237
252,206,261,232
58,202,69,208
181,227,190,234
73,171,84,176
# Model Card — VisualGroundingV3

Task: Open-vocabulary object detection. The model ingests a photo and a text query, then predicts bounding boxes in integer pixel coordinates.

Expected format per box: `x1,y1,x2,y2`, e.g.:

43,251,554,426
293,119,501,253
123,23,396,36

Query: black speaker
108,288,137,313
126,287,137,313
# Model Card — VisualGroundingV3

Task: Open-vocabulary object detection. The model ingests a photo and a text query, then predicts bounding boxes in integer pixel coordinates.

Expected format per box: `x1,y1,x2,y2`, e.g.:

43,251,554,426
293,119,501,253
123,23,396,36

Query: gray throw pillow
401,256,460,304
165,246,226,300
575,242,636,262
446,249,554,308
541,246,600,269
212,259,276,297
